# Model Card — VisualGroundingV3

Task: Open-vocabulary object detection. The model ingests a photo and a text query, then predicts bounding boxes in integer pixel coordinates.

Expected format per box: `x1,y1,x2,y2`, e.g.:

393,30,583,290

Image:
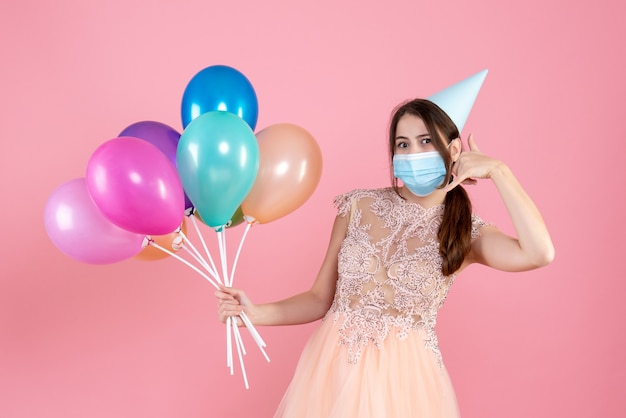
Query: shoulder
470,213,494,240
333,187,396,216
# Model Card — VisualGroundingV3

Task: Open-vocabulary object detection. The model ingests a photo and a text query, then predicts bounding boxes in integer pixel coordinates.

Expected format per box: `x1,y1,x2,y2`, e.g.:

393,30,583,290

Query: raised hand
444,134,503,192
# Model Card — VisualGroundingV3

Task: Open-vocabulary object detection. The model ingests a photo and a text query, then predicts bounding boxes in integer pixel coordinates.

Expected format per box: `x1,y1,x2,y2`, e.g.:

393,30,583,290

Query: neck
398,186,446,208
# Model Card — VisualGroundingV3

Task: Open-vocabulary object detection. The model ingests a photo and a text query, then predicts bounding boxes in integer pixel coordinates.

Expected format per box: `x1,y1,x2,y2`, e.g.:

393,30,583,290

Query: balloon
241,123,322,224
119,121,194,211
86,137,185,235
227,206,245,228
134,218,188,261
119,121,180,166
181,65,259,130
194,206,244,229
44,178,145,264
177,111,259,228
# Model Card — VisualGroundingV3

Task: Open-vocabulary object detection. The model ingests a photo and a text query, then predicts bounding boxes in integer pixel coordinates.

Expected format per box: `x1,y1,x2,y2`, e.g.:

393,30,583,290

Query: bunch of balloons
44,64,323,265
44,65,323,388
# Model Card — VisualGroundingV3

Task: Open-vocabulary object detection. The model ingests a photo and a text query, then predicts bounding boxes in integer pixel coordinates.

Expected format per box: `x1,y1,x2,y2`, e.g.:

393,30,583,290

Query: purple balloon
119,121,193,211
86,137,185,235
44,178,145,264
119,121,180,167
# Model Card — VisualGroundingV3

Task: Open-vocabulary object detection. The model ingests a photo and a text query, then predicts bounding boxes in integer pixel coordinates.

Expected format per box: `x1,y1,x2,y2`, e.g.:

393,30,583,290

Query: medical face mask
392,151,447,197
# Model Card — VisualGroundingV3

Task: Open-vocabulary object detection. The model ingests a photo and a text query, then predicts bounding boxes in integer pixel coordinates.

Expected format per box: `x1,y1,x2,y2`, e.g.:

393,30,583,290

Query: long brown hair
388,99,472,276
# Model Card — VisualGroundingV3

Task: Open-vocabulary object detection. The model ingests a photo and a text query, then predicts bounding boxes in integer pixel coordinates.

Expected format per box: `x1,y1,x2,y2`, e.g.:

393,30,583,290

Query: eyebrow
395,133,430,141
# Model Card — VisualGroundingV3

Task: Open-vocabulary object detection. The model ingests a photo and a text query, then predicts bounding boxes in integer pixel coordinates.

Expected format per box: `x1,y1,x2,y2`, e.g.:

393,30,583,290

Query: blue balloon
176,111,259,228
181,65,259,130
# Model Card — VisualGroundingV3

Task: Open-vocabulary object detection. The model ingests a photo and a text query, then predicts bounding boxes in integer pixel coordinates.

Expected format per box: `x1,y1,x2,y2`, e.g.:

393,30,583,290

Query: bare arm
216,213,348,326
446,134,555,272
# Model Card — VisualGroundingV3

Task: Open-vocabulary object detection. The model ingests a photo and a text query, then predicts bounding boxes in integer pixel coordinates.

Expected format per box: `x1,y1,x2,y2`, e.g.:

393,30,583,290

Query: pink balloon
86,137,185,235
44,178,145,264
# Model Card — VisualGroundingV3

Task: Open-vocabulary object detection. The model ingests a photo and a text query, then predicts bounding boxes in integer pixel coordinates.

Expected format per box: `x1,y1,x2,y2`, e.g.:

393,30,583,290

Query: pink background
1,0,624,417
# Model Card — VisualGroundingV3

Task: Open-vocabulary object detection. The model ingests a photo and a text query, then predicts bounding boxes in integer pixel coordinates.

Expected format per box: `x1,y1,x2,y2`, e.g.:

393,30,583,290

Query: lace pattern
326,188,487,366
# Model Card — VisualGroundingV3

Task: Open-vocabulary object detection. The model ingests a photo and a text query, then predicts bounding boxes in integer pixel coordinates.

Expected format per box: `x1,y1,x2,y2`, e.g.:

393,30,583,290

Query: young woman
216,99,555,417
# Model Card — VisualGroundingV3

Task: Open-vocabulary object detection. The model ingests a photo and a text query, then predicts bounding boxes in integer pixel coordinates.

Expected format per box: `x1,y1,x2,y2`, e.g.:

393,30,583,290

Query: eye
395,141,408,149
420,137,431,145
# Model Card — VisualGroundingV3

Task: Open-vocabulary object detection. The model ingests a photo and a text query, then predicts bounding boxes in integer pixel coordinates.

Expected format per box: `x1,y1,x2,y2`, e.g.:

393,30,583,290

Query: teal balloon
177,111,259,228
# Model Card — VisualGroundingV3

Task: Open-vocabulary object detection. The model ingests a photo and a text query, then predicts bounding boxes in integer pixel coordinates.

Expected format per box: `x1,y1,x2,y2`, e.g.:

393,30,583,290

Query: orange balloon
241,123,322,224
134,218,187,261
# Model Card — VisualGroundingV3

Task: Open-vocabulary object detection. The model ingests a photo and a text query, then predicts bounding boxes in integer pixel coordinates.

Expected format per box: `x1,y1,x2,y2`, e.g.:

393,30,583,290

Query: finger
217,285,243,298
219,305,243,319
221,306,243,316
220,296,243,307
443,177,464,193
450,160,459,177
218,284,236,293
468,133,481,152
218,308,242,323
214,290,236,301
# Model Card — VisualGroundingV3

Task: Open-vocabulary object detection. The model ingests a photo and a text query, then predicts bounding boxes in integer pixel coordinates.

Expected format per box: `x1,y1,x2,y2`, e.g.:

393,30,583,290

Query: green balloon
193,205,245,229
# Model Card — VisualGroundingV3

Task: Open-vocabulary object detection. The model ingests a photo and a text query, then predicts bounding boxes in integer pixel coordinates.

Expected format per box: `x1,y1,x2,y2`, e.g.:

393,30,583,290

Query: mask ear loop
448,136,463,164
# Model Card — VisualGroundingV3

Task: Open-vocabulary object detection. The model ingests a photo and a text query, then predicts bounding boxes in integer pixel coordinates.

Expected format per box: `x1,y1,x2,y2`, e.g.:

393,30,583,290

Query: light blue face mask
392,151,447,197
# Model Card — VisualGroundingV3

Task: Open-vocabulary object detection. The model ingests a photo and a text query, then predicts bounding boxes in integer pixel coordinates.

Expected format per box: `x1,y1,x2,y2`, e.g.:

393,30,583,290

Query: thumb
468,133,481,152
443,177,463,193
216,284,241,299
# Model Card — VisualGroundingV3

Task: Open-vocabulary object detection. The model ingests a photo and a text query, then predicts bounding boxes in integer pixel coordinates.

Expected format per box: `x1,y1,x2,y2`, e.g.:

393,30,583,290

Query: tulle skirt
274,314,460,418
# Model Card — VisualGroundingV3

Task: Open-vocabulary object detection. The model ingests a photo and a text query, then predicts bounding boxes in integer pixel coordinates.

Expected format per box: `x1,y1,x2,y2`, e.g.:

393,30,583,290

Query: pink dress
274,188,487,417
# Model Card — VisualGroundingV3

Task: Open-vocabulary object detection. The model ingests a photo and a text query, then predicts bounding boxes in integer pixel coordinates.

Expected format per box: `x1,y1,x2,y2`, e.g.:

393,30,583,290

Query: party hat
427,69,488,133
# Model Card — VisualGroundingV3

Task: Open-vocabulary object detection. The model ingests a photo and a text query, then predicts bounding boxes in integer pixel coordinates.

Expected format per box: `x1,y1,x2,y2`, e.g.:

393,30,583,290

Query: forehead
395,114,428,137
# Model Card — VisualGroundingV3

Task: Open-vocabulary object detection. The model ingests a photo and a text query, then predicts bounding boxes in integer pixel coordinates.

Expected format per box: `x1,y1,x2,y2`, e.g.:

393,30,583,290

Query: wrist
488,160,510,180
251,303,273,326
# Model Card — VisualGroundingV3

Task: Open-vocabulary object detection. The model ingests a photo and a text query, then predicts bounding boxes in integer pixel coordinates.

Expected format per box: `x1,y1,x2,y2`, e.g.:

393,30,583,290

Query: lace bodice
326,188,487,365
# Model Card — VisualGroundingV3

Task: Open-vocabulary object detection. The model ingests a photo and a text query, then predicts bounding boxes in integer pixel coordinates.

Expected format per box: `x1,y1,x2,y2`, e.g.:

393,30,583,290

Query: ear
449,137,462,162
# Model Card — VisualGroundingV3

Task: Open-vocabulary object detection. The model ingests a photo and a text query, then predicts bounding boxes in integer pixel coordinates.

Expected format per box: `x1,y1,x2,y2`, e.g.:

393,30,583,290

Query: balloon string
230,222,252,288
179,228,221,284
216,228,235,380
220,225,269,360
232,318,249,389
240,312,269,360
226,317,233,373
240,312,267,348
188,216,221,284
233,320,247,356
216,229,230,287
149,241,220,289
180,244,220,284
220,222,269,357
150,233,269,382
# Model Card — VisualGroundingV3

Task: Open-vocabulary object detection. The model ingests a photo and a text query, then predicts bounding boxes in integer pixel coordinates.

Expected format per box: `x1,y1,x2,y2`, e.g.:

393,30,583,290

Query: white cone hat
427,69,488,133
